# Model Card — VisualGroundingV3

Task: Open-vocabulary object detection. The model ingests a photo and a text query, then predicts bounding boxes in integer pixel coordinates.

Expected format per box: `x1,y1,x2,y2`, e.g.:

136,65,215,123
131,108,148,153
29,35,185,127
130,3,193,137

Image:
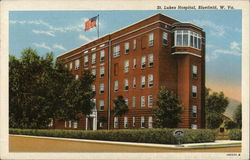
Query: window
192,85,197,98
114,117,118,128
100,83,104,94
73,121,78,128
92,85,96,94
141,76,145,88
124,60,129,73
148,54,153,67
148,95,153,107
141,116,145,128
64,121,67,128
114,80,118,92
124,98,128,106
69,62,73,70
132,116,136,127
141,96,145,107
114,63,119,76
99,122,103,128
84,55,88,66
100,66,105,78
48,119,53,127
99,100,104,111
75,59,80,70
133,58,136,69
175,30,201,49
148,33,154,46
132,96,136,108
91,69,96,77
148,74,153,88
124,42,129,54
124,78,129,91
148,116,153,128
162,32,168,45
191,124,197,129
192,105,197,118
133,77,136,88
113,45,120,58
192,65,198,78
92,98,96,108
75,74,79,80
65,64,68,68
124,117,128,128
100,50,105,62
91,53,96,65
69,120,72,128
133,39,136,49
141,56,146,69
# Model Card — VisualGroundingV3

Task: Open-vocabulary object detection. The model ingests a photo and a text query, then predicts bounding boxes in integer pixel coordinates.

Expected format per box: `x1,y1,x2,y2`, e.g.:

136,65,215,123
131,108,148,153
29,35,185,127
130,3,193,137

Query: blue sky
9,10,242,101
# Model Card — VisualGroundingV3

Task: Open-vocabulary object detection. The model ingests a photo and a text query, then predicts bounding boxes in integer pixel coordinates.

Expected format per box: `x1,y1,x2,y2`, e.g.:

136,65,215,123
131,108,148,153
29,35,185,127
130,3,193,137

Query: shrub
228,129,241,140
9,128,216,144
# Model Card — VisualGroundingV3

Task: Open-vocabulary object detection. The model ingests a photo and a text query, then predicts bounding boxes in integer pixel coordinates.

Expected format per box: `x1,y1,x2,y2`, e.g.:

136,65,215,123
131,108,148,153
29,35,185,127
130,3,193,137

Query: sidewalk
10,134,241,149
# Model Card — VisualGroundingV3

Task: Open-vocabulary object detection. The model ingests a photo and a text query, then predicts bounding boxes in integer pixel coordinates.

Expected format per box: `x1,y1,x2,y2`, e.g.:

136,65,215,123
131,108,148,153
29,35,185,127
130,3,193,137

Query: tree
113,95,128,117
154,87,182,128
9,48,95,129
205,88,229,129
234,104,242,128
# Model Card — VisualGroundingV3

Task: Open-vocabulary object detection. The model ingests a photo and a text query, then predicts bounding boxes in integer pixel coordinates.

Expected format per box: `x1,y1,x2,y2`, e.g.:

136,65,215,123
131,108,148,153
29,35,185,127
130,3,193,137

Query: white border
1,0,249,160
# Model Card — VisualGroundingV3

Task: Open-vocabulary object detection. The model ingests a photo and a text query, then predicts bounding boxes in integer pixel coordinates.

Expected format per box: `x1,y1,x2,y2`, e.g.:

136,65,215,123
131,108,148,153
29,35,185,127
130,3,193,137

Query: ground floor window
141,116,145,128
148,116,153,128
73,121,78,128
114,117,118,128
191,124,197,129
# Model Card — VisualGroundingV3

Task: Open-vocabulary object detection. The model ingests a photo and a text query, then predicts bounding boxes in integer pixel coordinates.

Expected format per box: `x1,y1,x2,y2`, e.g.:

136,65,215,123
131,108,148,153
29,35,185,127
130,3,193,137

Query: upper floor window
148,95,153,107
84,55,88,67
192,65,198,78
100,50,105,62
141,96,145,107
100,66,105,78
99,100,104,111
133,39,137,50
175,30,201,49
141,56,146,69
162,32,168,45
100,83,104,94
192,105,197,118
133,77,136,88
92,53,96,65
75,59,80,70
125,42,129,54
69,62,72,70
124,78,129,91
132,96,136,108
91,68,96,77
133,58,136,69
141,76,145,89
192,85,197,98
148,54,153,67
113,45,120,58
148,74,153,88
124,98,128,106
92,98,96,108
114,80,118,92
124,60,129,73
91,85,96,94
148,33,154,47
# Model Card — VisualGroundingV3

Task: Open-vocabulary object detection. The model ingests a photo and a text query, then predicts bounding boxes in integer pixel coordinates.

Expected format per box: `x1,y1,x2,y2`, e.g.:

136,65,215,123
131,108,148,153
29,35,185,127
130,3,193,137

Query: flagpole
97,14,99,38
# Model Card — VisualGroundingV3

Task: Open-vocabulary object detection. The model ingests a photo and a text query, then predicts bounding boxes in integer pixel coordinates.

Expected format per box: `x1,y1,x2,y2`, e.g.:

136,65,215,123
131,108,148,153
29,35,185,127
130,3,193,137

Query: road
9,135,241,152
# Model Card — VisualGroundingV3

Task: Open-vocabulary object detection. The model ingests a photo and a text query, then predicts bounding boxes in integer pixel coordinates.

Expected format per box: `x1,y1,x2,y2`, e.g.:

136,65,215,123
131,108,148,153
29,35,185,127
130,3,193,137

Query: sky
9,10,242,101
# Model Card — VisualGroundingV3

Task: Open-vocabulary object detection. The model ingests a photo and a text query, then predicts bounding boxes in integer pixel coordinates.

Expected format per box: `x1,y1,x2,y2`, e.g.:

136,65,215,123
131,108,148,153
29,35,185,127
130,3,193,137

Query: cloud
32,42,51,51
10,19,85,33
79,34,96,42
32,29,55,37
206,41,241,62
192,20,226,36
53,44,67,51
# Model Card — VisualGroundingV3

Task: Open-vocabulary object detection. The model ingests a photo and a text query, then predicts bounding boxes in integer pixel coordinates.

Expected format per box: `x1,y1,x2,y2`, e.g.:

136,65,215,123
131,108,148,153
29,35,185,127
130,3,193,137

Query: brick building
56,13,206,130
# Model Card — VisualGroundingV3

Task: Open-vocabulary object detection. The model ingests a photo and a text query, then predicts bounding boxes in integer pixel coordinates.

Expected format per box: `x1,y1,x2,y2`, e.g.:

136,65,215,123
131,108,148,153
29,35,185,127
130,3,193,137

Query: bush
9,128,216,144
228,129,241,140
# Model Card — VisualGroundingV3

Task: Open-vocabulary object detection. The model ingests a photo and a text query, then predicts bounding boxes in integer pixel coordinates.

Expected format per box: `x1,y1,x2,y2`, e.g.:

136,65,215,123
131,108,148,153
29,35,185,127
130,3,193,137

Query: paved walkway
9,135,241,152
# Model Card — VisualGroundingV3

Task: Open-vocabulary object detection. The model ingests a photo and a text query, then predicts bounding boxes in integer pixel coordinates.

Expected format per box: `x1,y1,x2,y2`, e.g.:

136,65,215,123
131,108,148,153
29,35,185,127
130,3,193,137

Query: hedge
9,128,216,144
228,129,242,140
